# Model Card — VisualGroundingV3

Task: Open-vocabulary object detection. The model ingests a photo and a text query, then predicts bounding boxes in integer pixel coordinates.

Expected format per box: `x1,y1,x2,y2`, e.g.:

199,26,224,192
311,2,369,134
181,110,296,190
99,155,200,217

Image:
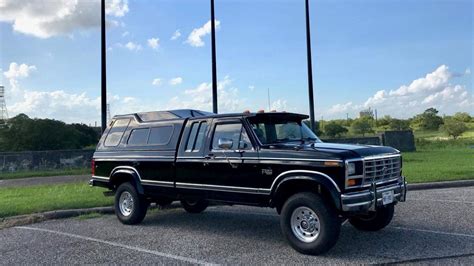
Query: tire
181,199,209,213
114,182,149,225
349,204,394,231
280,192,340,255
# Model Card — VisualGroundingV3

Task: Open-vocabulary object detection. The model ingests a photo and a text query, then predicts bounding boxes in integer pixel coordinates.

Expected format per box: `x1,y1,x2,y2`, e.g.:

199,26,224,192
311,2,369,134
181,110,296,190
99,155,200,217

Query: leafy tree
389,119,411,131
441,118,468,139
453,112,472,123
351,117,374,136
324,122,348,138
378,115,392,127
411,108,444,130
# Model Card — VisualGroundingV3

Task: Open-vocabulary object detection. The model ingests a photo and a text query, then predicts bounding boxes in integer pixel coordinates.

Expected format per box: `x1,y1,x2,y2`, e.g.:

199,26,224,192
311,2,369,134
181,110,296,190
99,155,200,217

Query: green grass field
0,182,113,218
0,168,89,180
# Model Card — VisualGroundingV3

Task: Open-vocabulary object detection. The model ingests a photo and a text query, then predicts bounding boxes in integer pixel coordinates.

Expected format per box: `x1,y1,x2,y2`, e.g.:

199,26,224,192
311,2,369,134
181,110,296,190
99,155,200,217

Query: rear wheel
280,192,340,255
114,182,149,225
181,199,208,213
349,204,394,231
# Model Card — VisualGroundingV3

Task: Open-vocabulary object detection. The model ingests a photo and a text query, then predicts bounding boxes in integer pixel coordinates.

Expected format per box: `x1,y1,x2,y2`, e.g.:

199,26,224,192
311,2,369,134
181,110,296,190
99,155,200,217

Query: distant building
359,107,374,119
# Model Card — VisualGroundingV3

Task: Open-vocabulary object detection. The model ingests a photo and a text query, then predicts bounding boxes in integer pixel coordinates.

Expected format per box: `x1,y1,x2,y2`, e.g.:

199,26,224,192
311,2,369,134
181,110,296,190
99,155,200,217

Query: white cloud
248,85,255,91
166,76,245,112
271,99,287,111
171,29,181,40
124,41,142,51
152,78,162,86
326,65,473,118
147,37,160,50
186,20,220,47
3,62,36,91
121,31,129,37
169,77,183,86
0,0,129,39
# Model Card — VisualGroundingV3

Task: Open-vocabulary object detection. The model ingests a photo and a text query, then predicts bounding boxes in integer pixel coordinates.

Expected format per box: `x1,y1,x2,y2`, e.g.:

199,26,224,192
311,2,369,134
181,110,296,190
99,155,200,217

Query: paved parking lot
1,186,473,264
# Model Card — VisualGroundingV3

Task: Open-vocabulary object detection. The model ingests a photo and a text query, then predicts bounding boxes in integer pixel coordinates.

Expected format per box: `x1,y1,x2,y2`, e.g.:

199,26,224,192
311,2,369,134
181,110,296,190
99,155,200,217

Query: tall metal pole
101,0,107,132
305,0,316,132
210,0,218,114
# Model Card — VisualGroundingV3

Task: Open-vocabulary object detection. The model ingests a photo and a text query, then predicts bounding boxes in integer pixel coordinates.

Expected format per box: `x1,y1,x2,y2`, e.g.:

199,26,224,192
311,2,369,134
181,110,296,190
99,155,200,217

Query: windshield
248,118,321,145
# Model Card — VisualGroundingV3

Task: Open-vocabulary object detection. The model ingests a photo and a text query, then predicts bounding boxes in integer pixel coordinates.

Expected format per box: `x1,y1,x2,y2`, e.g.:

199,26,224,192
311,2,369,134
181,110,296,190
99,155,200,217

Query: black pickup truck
90,109,407,255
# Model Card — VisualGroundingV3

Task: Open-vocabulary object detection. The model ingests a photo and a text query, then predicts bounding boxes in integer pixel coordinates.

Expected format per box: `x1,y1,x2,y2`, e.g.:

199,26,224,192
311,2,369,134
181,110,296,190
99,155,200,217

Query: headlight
347,162,356,176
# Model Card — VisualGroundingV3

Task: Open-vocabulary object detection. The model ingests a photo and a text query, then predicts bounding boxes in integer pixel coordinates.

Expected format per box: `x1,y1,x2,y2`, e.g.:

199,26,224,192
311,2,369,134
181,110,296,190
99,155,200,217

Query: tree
441,118,468,139
324,122,348,138
351,117,374,136
453,112,472,123
389,119,411,131
411,108,444,130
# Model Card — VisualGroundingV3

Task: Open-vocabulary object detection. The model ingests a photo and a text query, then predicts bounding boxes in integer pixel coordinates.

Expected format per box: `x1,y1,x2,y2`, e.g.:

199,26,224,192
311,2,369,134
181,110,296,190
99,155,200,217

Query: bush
350,117,374,136
324,122,348,138
440,118,468,139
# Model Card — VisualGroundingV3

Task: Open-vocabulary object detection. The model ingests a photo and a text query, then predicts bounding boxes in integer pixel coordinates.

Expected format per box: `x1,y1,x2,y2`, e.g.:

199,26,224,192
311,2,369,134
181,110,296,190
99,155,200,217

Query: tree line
312,108,472,139
0,114,99,152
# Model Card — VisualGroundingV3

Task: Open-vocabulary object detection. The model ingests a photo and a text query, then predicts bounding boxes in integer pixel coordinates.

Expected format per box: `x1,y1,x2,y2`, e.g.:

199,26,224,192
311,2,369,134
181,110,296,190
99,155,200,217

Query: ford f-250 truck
90,109,407,255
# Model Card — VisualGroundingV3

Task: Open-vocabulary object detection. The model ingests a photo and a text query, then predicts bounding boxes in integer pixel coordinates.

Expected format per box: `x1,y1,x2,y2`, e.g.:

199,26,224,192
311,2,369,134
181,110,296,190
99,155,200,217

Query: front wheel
280,192,340,255
181,199,208,213
114,182,149,225
349,204,394,231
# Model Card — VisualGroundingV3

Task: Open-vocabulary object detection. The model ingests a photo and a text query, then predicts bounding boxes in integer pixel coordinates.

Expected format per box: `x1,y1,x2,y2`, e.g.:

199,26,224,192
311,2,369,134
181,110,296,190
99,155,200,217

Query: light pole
305,0,316,132
210,0,218,114
101,0,107,132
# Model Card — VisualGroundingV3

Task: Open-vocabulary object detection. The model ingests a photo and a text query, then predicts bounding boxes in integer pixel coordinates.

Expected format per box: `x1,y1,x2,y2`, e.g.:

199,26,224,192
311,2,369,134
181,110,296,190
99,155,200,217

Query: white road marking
390,226,474,239
16,226,215,265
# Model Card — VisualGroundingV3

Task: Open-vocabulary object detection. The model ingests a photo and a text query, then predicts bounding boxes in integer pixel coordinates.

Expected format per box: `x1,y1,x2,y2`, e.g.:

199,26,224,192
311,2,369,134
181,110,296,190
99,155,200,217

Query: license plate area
382,190,394,205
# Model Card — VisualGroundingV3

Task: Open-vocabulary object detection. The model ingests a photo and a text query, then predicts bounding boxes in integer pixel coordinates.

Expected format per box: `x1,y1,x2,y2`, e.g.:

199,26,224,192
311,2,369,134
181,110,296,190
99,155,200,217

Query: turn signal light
347,179,357,186
324,161,340,167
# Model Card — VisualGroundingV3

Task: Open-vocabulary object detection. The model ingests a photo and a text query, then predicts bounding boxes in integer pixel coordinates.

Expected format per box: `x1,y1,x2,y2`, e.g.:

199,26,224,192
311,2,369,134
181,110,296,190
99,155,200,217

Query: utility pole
101,0,107,132
267,88,271,111
210,0,218,114
0,85,8,125
305,0,316,132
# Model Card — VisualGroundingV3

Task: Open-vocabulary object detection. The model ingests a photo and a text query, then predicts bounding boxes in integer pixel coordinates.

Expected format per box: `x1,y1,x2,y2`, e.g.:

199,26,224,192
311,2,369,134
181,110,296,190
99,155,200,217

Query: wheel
114,182,149,225
349,204,394,231
280,192,340,255
181,199,209,213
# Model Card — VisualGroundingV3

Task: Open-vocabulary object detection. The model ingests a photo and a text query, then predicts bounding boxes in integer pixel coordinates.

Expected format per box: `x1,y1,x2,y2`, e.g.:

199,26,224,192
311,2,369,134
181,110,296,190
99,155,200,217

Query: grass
0,182,113,218
0,167,89,180
403,147,474,183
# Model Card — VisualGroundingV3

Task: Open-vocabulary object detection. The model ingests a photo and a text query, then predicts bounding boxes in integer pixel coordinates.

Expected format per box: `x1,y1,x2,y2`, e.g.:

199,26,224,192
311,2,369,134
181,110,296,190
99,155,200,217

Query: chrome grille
363,155,401,185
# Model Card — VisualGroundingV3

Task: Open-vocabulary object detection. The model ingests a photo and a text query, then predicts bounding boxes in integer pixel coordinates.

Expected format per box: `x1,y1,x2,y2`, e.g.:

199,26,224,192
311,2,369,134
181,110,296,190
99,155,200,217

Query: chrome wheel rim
119,191,134,217
290,206,320,243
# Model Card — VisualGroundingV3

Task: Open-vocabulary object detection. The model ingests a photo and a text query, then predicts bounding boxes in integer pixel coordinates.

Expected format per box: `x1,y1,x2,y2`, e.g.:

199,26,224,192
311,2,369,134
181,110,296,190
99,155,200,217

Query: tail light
91,159,95,176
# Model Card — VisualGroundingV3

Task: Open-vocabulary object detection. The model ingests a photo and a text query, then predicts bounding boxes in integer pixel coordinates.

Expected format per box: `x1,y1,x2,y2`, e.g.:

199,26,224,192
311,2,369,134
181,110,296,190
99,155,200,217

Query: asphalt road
1,187,473,264
0,175,90,188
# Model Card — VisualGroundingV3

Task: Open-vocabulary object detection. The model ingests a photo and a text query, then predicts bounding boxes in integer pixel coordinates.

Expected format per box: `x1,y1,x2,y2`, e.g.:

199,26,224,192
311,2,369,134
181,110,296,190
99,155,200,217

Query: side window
185,121,208,152
128,128,149,145
104,119,130,147
148,126,174,145
212,123,252,150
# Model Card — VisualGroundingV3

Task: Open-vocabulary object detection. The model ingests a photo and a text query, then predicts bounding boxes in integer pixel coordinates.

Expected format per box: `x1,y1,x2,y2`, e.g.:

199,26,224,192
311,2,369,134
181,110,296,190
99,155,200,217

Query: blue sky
1,0,472,124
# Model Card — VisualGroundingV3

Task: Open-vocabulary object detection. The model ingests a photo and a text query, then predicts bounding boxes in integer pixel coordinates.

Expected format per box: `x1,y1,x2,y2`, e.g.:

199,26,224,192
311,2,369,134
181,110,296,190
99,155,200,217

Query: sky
0,0,472,125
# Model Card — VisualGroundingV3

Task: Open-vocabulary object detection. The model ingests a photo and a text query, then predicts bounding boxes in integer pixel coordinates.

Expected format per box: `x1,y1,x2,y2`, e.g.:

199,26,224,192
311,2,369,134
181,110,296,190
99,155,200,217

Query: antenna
0,85,8,125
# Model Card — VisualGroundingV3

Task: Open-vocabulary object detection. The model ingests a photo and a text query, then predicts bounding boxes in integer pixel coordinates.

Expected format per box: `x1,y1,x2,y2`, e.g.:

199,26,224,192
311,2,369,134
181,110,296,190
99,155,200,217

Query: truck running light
91,159,95,176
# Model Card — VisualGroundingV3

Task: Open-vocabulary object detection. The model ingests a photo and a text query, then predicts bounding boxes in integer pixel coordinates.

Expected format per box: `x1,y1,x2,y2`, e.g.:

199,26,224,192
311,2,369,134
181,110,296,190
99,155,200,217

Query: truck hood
263,142,399,160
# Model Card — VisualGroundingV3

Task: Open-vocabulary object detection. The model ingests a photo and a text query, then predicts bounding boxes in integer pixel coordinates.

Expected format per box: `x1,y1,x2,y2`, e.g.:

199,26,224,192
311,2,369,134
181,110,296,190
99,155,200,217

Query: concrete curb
408,179,474,191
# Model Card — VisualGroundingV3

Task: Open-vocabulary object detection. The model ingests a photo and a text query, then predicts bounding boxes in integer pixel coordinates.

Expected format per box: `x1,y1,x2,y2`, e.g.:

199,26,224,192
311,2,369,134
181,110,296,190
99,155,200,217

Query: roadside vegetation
0,182,112,218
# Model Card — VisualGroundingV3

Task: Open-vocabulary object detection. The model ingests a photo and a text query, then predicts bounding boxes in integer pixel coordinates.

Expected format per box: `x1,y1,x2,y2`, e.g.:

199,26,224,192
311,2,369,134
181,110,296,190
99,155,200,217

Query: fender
271,170,342,210
110,166,145,195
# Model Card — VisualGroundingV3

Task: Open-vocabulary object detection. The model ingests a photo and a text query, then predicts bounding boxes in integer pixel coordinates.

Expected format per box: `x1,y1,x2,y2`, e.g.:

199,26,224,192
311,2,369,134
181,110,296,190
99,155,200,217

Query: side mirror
218,138,233,150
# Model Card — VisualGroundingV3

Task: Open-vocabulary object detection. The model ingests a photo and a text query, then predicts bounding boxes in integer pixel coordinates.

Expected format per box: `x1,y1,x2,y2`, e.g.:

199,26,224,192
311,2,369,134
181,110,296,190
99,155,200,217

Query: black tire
181,199,209,213
114,182,149,225
280,192,340,255
349,204,394,231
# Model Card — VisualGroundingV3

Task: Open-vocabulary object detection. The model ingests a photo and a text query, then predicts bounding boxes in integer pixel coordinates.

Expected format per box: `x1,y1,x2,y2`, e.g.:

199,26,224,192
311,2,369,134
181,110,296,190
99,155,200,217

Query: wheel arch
271,170,341,213
109,166,145,195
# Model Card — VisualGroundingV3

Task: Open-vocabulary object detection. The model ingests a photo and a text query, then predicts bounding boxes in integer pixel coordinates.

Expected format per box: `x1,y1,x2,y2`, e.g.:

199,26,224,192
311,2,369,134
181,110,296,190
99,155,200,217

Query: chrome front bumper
341,176,407,212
